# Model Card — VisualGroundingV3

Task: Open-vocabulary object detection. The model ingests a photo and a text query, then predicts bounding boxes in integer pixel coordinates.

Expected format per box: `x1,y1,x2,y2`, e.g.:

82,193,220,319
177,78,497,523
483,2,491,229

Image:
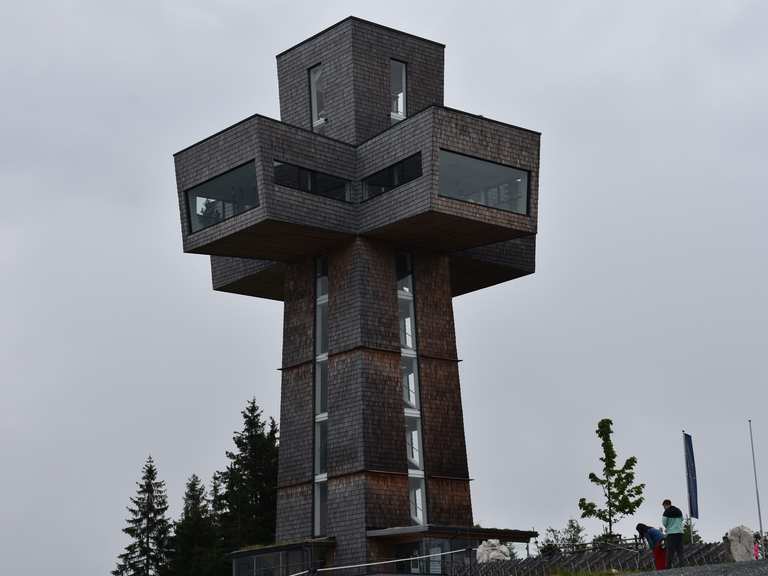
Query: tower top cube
276,17,445,144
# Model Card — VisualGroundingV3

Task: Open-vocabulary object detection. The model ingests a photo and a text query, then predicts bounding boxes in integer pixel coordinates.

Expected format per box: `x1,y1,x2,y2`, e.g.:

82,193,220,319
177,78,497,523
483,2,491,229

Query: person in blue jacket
637,523,666,570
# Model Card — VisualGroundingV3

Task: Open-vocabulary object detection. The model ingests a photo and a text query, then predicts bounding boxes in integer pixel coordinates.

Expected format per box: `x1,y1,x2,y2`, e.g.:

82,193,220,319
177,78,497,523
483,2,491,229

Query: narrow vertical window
396,253,427,525
390,60,406,122
309,65,327,131
314,256,329,536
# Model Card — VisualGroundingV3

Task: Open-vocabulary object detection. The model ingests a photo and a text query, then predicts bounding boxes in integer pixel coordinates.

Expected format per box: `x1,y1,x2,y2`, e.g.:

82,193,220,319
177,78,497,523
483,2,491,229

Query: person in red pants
637,523,666,570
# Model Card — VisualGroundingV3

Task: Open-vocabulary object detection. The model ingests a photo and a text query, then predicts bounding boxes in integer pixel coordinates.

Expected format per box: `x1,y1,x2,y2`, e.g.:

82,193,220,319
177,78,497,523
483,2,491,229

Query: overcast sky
2,1,767,574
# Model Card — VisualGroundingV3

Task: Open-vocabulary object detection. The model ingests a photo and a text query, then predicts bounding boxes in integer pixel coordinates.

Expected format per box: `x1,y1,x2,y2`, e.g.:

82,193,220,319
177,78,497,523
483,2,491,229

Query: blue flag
684,432,699,519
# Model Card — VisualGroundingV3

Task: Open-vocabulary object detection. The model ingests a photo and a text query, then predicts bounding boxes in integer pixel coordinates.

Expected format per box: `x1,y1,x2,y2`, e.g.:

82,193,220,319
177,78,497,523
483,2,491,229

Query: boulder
727,526,756,561
477,539,511,563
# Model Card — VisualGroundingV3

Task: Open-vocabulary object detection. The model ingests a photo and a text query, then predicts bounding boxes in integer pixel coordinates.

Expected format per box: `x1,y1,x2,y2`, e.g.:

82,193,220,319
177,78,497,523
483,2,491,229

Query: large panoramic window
390,60,407,121
439,149,528,214
362,153,422,200
314,256,329,537
185,161,259,233
273,161,351,202
309,64,326,131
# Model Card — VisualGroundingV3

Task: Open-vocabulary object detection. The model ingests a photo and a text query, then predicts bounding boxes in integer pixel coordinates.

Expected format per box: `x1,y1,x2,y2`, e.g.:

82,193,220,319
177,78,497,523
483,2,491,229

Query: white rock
728,526,756,562
477,539,511,563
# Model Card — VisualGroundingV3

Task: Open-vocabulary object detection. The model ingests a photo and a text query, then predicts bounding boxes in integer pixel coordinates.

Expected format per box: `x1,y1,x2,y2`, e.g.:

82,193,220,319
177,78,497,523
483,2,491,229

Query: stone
477,539,511,563
729,526,757,562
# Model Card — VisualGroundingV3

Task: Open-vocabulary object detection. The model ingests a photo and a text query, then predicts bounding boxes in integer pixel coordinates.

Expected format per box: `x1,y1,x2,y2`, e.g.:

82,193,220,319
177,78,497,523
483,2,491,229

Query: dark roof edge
366,524,538,542
228,537,336,559
174,104,539,158
173,113,355,157
275,16,445,59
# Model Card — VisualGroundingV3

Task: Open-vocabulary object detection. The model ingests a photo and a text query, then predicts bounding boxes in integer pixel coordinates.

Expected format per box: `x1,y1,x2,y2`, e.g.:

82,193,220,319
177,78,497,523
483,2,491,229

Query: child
638,523,666,570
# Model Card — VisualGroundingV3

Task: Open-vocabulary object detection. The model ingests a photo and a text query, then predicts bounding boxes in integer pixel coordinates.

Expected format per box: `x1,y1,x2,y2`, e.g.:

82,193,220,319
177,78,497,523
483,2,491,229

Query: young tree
113,456,173,576
578,418,645,535
683,516,702,544
166,474,217,576
219,399,279,551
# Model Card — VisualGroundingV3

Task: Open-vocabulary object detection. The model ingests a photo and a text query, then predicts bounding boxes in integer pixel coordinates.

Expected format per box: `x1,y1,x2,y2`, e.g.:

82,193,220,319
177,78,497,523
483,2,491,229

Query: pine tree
219,399,279,551
578,418,645,535
683,516,702,544
167,474,217,576
113,456,173,576
208,473,230,576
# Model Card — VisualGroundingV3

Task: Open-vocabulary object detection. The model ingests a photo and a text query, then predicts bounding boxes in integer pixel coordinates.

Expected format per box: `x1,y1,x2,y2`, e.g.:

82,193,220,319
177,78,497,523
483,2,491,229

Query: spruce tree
167,474,217,576
113,456,173,576
219,399,279,551
578,418,645,535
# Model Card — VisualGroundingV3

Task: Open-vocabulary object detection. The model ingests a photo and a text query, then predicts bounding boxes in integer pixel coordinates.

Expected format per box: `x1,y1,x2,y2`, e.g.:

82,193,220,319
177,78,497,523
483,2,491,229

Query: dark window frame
184,160,259,234
308,63,326,131
437,148,531,216
390,58,408,119
273,159,352,203
361,152,423,201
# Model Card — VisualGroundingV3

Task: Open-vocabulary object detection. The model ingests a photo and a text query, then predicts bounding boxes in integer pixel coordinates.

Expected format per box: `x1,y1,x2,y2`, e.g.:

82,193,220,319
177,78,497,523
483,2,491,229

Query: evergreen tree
578,418,645,535
113,456,173,576
208,473,230,576
683,516,702,544
167,474,217,576
219,399,279,551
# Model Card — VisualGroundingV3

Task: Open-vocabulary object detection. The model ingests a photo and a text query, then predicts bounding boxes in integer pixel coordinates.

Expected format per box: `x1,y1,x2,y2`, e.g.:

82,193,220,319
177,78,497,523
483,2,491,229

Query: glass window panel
314,420,327,475
310,65,326,126
315,359,328,415
390,60,406,117
314,481,328,536
399,298,416,350
408,477,427,525
405,416,423,470
429,546,443,574
316,300,328,356
401,356,419,409
439,149,528,214
396,253,413,293
363,153,422,200
236,558,254,576
185,162,259,233
274,161,350,202
316,257,328,298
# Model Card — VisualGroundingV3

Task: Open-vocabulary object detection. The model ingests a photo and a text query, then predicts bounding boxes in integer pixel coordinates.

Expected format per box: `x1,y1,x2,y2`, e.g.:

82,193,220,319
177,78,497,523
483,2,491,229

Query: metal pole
749,419,764,553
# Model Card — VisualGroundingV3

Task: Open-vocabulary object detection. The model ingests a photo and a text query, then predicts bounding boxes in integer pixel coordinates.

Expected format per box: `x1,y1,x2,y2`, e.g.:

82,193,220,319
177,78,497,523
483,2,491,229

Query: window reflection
390,60,406,120
363,153,422,200
439,149,528,214
185,162,259,233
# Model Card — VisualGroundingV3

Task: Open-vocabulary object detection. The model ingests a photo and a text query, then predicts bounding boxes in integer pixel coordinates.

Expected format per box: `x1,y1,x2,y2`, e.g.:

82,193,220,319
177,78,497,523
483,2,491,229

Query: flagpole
749,419,764,552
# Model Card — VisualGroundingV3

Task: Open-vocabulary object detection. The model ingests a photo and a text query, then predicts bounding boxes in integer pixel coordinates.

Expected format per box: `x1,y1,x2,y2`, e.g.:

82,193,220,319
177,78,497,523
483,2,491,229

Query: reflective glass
315,360,328,415
439,149,528,214
186,162,259,233
399,299,416,350
405,416,423,470
274,161,350,202
310,65,326,126
363,153,422,199
390,60,406,117
315,420,327,475
314,481,328,536
401,357,419,409
408,477,426,525
316,257,328,298
316,300,328,356
396,253,413,293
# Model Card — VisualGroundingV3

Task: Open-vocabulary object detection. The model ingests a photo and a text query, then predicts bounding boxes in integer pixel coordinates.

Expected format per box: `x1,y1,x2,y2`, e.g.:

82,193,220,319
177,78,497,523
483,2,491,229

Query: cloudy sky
2,0,767,573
